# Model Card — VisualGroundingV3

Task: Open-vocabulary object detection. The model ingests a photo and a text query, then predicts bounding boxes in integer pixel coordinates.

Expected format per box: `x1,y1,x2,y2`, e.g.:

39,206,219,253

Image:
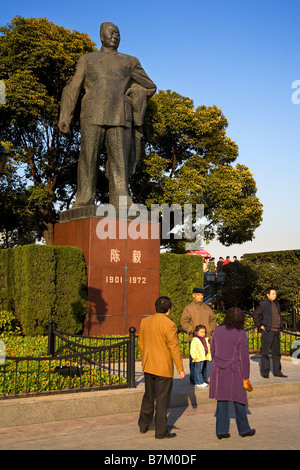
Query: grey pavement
0,395,298,451
0,355,299,451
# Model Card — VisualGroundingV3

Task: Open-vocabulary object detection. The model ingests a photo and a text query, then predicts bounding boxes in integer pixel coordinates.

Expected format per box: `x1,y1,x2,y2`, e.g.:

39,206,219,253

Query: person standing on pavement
138,296,185,439
253,287,287,378
209,307,255,439
180,287,217,384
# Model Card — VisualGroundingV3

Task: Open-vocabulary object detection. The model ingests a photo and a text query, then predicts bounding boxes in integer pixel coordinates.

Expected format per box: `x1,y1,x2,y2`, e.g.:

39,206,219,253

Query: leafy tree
216,261,258,310
0,16,96,244
0,141,44,246
131,90,263,250
0,165,41,247
249,261,300,323
202,164,263,245
241,250,300,328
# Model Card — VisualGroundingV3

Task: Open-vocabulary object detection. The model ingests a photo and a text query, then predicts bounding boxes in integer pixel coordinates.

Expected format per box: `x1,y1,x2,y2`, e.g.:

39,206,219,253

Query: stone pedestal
54,214,160,336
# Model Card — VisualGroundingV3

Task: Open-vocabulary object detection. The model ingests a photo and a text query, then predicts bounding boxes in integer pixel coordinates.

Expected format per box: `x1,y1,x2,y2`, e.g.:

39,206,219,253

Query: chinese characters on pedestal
106,248,146,284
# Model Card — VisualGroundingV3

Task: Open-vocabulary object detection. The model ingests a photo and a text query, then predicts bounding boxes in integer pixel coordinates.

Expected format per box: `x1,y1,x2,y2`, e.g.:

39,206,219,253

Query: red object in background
187,249,211,259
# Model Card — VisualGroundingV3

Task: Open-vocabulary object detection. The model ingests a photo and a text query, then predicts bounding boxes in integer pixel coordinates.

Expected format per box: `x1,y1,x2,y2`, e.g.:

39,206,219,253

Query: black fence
1,321,299,400
0,321,137,399
245,326,300,354
177,326,300,357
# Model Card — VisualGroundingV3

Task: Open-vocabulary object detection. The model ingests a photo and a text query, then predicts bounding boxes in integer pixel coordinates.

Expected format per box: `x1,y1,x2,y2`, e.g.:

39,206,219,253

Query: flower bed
0,335,126,397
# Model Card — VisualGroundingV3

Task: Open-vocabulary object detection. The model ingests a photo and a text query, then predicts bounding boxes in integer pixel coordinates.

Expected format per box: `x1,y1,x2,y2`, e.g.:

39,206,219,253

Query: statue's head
100,22,120,50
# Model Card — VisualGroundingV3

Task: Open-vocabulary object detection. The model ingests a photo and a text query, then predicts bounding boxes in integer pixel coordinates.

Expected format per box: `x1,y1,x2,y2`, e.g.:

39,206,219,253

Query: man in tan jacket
180,287,217,384
138,296,185,439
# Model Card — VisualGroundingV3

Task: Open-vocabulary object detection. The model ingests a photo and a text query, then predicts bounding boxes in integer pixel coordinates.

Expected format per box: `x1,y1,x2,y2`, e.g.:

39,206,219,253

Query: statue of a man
58,22,156,209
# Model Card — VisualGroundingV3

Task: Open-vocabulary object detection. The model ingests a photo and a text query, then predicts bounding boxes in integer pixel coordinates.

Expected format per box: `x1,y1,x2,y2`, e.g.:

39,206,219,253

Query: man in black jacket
253,287,287,378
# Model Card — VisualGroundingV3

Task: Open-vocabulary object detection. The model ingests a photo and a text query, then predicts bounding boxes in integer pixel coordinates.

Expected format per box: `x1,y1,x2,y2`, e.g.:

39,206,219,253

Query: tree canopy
131,90,263,248
0,16,96,244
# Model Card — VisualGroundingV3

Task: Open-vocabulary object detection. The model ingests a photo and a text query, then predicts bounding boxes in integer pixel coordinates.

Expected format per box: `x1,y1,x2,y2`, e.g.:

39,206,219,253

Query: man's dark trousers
261,330,282,376
138,373,173,438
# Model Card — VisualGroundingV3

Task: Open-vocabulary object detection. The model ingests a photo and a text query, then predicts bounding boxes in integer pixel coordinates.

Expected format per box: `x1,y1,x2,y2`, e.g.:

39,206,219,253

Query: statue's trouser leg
105,126,133,208
74,124,132,209
74,123,105,207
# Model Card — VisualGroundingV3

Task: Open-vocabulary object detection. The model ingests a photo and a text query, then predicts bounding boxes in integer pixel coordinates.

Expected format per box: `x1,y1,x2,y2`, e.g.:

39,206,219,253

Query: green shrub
0,245,88,336
243,250,300,319
0,310,21,338
54,246,88,333
11,245,56,335
0,248,13,311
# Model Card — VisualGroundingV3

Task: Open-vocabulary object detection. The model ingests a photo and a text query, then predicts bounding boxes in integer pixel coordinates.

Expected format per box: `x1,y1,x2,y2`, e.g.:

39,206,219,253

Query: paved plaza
0,355,299,451
0,394,299,451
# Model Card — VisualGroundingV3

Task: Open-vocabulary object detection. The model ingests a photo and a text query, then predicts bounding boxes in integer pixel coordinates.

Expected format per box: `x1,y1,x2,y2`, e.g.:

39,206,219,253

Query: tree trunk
43,222,54,245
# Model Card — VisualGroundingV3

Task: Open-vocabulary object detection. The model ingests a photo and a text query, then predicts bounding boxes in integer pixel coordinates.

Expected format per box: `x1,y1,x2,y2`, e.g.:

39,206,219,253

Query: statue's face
101,24,120,50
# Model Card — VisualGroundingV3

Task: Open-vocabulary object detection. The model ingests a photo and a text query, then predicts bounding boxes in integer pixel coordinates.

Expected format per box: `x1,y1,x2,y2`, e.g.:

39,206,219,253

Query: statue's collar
100,46,118,55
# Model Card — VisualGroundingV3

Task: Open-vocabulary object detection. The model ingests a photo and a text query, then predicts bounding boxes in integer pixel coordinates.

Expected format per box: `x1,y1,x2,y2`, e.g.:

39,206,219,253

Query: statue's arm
131,59,156,98
126,59,156,128
58,55,86,133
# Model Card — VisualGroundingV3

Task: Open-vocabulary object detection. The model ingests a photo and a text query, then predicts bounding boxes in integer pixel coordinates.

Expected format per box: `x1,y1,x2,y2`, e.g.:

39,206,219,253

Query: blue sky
2,0,300,259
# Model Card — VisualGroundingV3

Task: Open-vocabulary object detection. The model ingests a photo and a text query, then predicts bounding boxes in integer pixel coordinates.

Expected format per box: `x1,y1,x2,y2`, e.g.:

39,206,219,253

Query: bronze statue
58,22,156,209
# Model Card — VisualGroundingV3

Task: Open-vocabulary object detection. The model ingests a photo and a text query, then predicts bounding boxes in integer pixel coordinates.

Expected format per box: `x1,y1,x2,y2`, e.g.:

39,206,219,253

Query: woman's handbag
243,379,253,392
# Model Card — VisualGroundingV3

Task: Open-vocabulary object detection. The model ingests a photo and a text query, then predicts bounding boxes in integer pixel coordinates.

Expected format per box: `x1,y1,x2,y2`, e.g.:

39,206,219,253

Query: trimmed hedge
0,248,11,311
0,245,88,335
243,249,300,264
0,247,204,334
160,253,204,326
13,245,56,336
54,246,88,333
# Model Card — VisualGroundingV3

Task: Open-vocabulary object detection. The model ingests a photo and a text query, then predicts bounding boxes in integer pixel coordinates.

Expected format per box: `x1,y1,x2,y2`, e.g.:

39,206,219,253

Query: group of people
205,255,244,272
138,287,287,440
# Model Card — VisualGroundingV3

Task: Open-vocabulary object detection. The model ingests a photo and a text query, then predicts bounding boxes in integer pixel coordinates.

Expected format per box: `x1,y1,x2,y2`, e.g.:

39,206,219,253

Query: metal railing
245,326,300,354
0,321,137,399
1,321,299,400
178,326,300,357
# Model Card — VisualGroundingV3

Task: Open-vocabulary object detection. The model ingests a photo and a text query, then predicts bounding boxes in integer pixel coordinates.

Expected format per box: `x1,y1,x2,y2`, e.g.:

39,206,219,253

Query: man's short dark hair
266,287,276,295
155,296,172,313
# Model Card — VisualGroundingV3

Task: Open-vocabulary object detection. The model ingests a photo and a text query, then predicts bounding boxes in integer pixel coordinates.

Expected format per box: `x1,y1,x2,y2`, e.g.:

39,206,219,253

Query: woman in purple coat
209,308,255,439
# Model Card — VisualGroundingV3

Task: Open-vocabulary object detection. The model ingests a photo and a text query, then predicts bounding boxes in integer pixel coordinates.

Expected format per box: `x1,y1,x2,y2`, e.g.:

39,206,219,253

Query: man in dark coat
253,287,287,378
216,257,224,272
